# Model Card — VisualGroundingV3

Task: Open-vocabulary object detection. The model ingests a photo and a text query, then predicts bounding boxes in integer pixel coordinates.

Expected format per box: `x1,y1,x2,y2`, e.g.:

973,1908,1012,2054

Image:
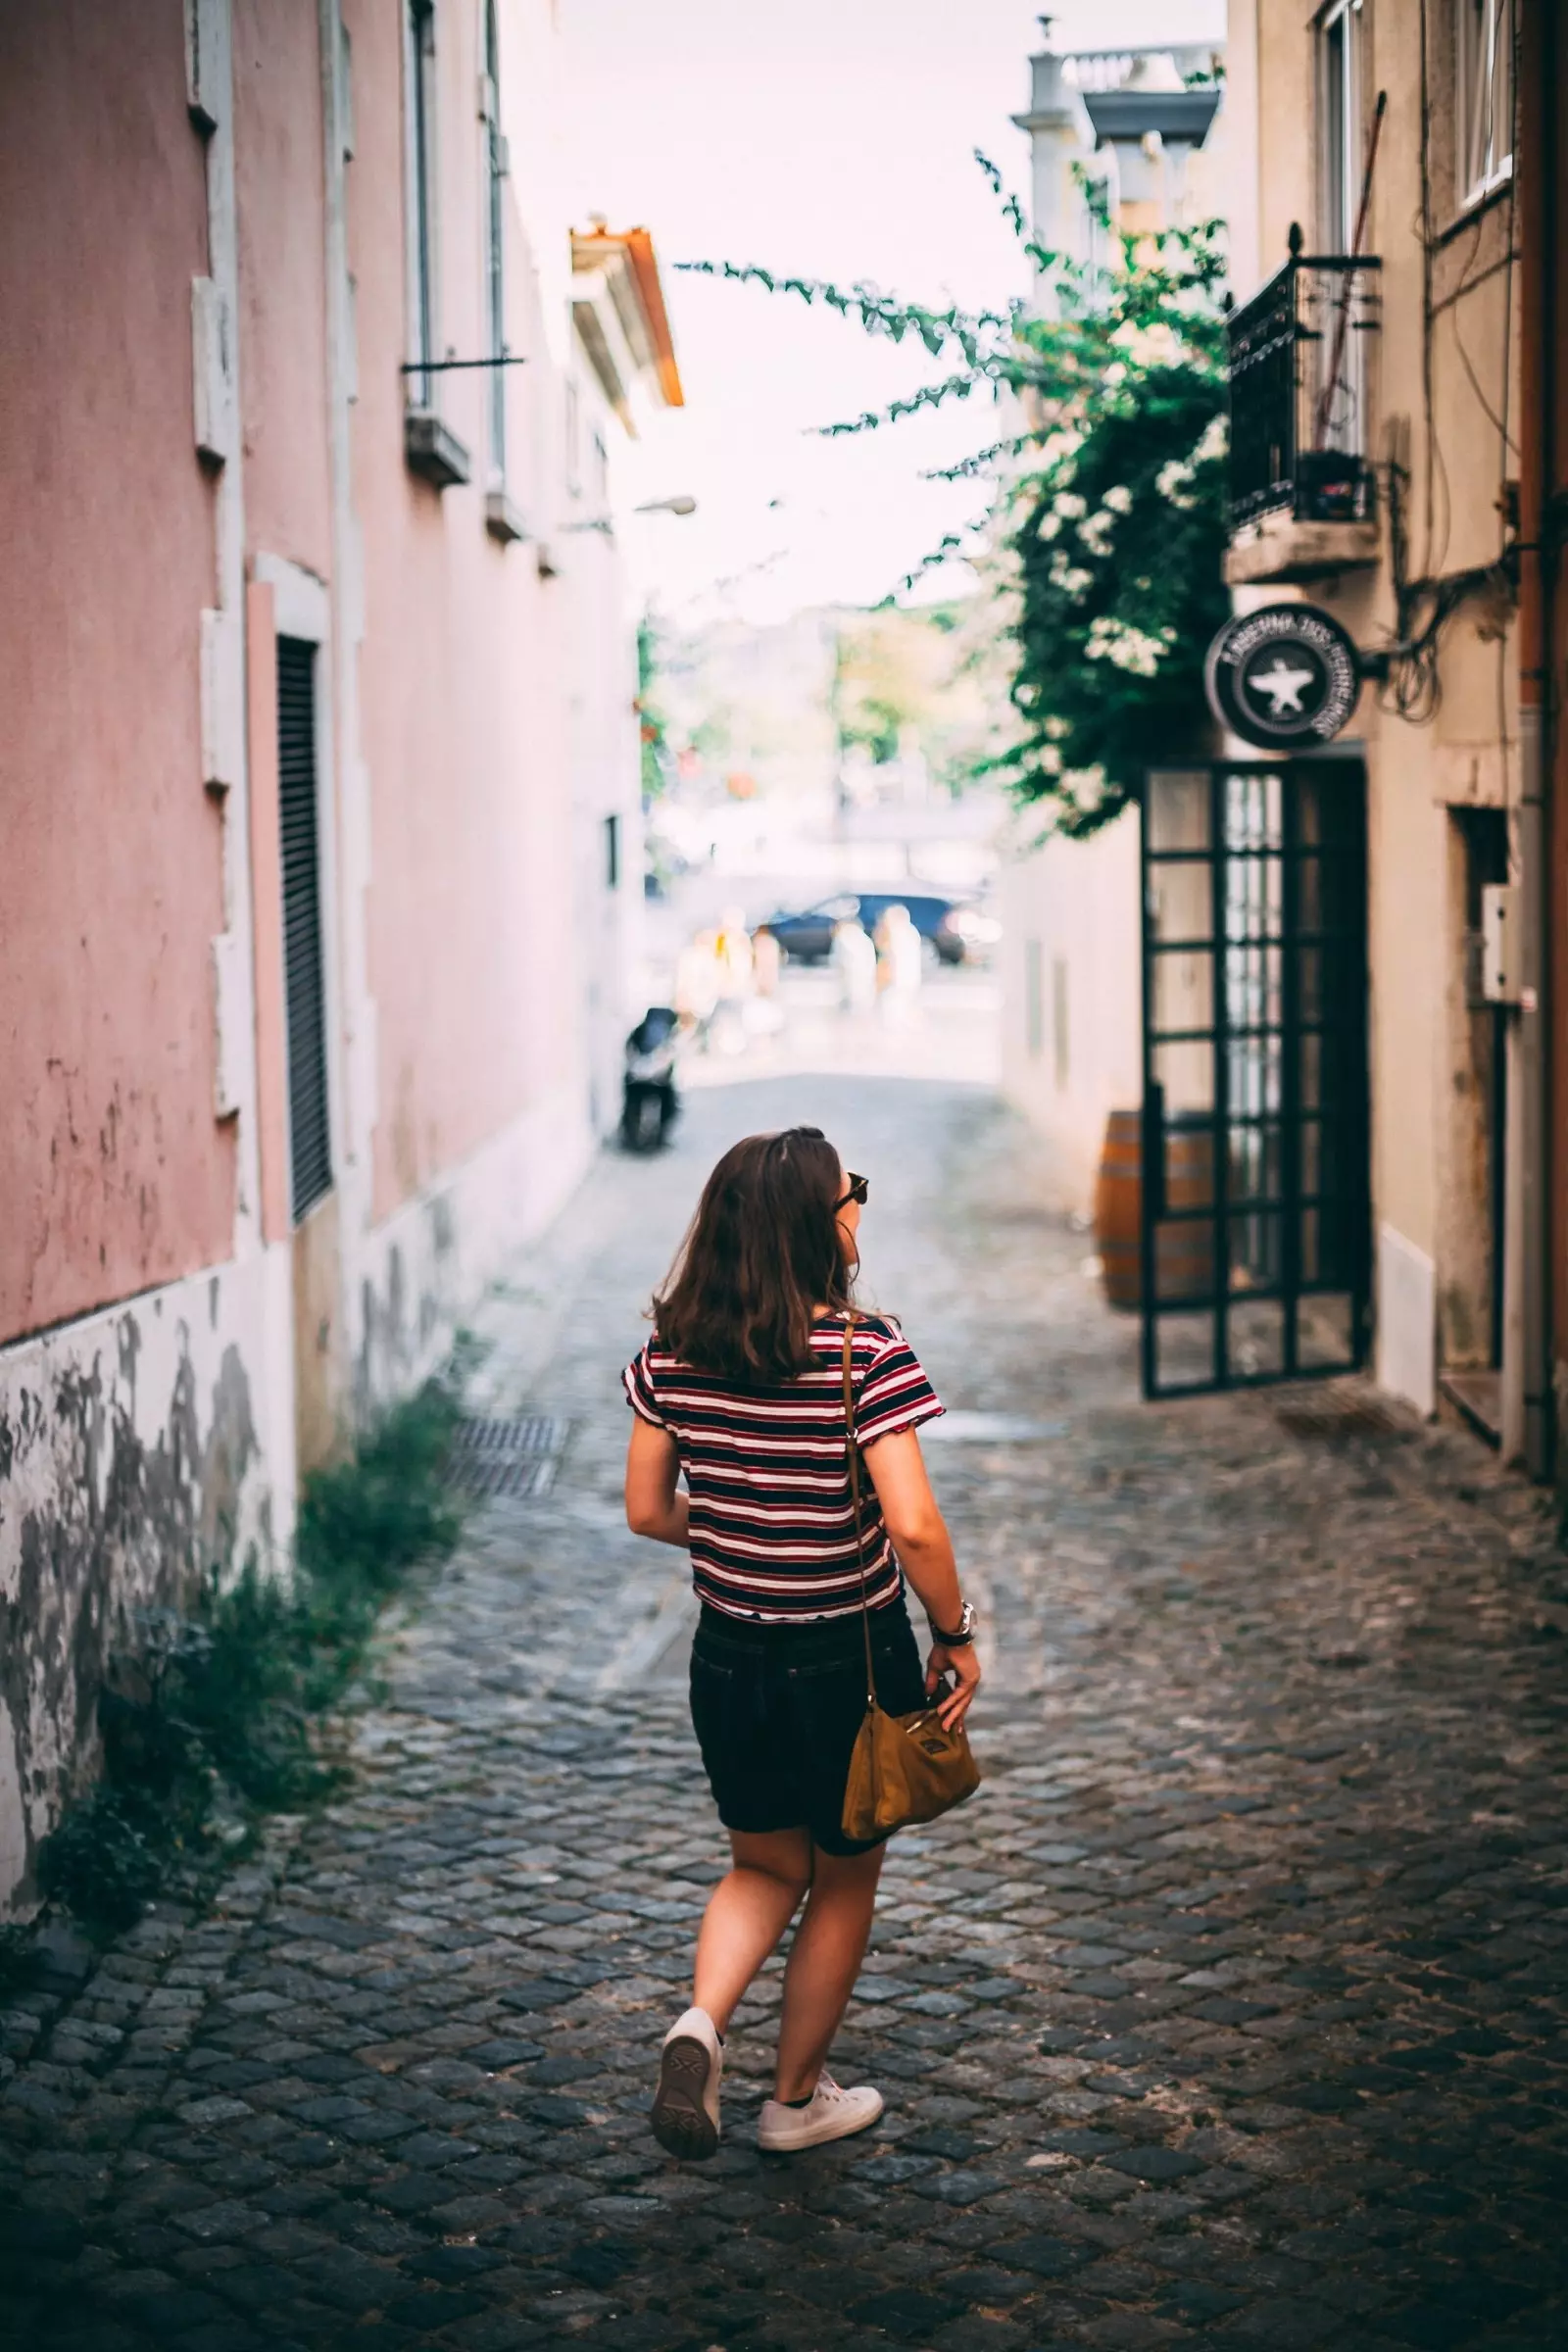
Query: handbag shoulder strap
842,1316,878,1707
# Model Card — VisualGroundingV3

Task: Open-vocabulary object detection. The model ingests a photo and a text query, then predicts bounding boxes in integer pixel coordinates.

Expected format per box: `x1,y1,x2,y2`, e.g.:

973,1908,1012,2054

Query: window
1025,939,1044,1059
1456,0,1514,204
1318,0,1363,252
406,0,437,407
481,0,506,474
276,638,333,1223
1052,956,1071,1094
564,377,580,497
604,813,621,891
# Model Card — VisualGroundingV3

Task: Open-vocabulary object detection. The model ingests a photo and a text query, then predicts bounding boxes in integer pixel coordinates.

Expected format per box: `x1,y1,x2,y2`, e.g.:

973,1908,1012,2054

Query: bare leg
692,1828,812,2035
773,1841,884,2102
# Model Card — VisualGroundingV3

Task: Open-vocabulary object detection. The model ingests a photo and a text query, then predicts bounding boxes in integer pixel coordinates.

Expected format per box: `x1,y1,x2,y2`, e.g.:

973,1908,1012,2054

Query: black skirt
688,1599,927,1856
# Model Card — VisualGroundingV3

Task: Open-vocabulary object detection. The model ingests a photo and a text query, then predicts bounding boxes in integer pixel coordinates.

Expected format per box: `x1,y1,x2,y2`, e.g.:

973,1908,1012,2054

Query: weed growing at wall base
35,1379,465,1937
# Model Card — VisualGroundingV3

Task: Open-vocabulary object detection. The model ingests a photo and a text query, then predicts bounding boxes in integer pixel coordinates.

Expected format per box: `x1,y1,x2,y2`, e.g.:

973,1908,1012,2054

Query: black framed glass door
1139,760,1370,1397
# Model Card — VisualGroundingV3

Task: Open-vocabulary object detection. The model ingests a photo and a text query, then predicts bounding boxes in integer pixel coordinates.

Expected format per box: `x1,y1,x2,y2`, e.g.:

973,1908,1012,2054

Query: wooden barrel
1094,1110,1215,1311
1095,1110,1144,1309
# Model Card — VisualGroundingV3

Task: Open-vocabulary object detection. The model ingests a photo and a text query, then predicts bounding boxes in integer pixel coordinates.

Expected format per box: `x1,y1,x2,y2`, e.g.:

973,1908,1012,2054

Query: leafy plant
34,1378,465,1939
679,160,1233,834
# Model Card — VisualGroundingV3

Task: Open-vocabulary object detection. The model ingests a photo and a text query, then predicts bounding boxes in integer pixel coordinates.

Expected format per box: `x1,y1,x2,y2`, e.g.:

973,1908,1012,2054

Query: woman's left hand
925,1641,981,1731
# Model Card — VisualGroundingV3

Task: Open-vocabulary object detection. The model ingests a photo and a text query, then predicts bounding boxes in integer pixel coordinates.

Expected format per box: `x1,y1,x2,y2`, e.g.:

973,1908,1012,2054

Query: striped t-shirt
623,1310,945,1624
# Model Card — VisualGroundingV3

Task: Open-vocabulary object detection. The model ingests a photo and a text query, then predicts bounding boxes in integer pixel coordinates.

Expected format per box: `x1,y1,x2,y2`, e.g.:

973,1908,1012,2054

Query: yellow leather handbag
839,1321,981,1842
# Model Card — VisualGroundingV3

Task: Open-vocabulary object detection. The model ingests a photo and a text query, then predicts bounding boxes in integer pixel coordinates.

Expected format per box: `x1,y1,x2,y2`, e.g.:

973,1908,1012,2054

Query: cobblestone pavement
5,1070,1568,2352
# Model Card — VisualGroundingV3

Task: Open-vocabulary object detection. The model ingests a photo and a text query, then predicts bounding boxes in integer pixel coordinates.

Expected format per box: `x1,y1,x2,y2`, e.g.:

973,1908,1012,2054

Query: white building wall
1000,811,1143,1216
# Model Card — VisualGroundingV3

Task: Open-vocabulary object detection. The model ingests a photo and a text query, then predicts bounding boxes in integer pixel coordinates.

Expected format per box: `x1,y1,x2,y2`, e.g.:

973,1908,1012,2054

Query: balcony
1225,234,1382,586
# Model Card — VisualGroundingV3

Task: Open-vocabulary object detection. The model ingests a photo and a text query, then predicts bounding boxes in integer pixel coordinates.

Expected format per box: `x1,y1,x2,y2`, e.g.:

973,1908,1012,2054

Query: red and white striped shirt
623,1311,945,1624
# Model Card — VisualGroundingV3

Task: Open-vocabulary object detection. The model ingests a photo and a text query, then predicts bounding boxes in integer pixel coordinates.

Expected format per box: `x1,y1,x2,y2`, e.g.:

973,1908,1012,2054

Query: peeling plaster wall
0,1253,286,1914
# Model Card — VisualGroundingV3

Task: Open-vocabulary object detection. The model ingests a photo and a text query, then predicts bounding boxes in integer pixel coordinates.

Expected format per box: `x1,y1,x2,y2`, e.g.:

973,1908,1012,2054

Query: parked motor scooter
620,1006,681,1151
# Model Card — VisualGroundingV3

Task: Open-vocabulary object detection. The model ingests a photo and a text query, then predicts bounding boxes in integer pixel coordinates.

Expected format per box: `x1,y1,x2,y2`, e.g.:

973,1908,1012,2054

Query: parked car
755,891,998,966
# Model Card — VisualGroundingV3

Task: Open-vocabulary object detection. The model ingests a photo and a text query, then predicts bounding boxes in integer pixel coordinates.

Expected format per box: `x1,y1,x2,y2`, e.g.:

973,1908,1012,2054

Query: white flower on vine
1103,484,1133,514
1078,511,1116,557
1049,560,1093,599
1084,615,1177,676
1053,492,1087,519
1044,714,1070,741
1038,743,1063,775
1156,456,1198,510
1102,362,1127,387
1037,512,1061,540
1192,413,1228,466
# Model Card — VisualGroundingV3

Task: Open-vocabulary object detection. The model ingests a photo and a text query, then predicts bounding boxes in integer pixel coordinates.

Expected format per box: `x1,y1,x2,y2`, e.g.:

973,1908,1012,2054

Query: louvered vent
277,636,332,1223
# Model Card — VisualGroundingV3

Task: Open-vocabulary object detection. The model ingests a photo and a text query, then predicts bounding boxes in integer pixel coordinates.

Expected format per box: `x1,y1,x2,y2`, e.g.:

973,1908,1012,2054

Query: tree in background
832,603,1007,796
680,169,1231,837
636,615,670,804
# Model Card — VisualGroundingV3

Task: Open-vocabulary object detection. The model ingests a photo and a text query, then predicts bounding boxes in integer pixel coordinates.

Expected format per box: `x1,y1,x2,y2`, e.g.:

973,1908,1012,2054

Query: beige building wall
1000,814,1144,1217
1233,0,1519,1419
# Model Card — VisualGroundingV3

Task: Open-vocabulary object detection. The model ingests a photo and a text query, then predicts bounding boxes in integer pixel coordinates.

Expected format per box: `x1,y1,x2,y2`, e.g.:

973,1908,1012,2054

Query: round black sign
1203,603,1361,750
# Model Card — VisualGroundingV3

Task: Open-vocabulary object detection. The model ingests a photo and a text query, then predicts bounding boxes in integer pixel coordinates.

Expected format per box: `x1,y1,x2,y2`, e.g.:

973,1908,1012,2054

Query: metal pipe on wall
1503,0,1554,1478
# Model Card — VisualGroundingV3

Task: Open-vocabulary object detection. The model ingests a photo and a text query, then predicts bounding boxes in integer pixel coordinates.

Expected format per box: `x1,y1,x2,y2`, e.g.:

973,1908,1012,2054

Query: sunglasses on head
835,1171,869,1209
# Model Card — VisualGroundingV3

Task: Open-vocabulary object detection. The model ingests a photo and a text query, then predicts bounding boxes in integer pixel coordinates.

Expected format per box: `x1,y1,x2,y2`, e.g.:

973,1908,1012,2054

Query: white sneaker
650,2004,723,2161
757,2070,885,2152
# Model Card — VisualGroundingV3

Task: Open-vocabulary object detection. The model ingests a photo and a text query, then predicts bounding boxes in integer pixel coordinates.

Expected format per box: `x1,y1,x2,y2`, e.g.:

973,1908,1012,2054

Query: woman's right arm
624,1417,689,1547
862,1428,981,1728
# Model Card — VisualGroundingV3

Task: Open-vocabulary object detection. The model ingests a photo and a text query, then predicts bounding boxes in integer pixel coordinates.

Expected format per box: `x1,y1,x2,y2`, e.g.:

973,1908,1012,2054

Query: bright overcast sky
559,0,1226,627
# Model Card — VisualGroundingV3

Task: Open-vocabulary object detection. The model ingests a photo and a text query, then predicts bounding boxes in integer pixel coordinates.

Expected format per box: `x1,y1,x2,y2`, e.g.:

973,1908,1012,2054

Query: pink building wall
232,0,333,579
1,0,649,1908
344,0,583,1232
0,3,235,1344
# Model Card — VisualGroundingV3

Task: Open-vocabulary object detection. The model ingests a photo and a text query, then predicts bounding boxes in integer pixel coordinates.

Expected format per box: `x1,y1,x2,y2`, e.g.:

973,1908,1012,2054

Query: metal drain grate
1273,1385,1408,1443
450,1416,570,1499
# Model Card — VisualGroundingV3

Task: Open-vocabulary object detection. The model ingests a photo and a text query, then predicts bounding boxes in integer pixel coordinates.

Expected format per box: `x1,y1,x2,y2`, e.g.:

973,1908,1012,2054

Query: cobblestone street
4,1068,1567,2352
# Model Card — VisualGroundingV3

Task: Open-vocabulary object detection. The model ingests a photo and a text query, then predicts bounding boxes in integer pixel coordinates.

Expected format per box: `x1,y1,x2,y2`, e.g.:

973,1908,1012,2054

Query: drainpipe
1502,0,1553,1477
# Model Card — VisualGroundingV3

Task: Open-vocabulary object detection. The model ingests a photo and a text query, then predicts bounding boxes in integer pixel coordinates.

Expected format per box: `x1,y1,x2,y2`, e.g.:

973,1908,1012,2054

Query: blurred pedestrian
674,930,720,1049
623,1129,981,2160
832,915,878,1015
874,903,922,1024
751,924,782,1000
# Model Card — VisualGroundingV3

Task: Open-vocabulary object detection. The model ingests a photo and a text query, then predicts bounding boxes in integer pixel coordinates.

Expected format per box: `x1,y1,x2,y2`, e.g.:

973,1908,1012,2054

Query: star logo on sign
1248,657,1317,715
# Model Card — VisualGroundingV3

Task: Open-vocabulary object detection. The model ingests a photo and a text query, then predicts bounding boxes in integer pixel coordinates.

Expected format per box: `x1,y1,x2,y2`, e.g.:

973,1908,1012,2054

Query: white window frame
1316,0,1363,254
1455,0,1515,208
480,0,507,480
404,0,439,410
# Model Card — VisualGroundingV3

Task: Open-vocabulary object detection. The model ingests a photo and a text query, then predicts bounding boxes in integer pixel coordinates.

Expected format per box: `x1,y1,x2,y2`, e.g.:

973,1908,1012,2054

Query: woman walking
622,1126,981,2159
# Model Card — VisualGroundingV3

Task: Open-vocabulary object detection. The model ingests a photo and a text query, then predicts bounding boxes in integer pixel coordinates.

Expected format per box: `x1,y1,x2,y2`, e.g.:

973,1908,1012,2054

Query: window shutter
276,637,333,1222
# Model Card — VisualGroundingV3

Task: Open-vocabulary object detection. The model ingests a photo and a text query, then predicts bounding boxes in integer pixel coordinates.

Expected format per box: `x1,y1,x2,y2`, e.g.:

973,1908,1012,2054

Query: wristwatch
930,1599,977,1647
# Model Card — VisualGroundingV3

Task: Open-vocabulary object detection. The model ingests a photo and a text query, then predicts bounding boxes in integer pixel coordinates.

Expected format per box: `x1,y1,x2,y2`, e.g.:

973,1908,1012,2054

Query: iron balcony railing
1227,230,1382,530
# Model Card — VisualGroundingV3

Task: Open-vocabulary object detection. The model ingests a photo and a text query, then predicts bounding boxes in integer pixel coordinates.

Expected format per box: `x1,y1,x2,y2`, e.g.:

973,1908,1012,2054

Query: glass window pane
1298,1292,1355,1368
1229,1297,1285,1379
1226,769,1284,853
1298,855,1324,931
1301,1028,1324,1110
1152,1039,1214,1118
1226,849,1283,939
1298,943,1325,1024
1228,1120,1284,1206
1226,940,1283,1032
1300,1117,1323,1197
1147,858,1212,945
1164,1118,1216,1215
1152,948,1213,1037
1147,770,1211,854
1154,1216,1215,1305
1228,1030,1282,1119
1230,1207,1283,1291
1154,1308,1216,1391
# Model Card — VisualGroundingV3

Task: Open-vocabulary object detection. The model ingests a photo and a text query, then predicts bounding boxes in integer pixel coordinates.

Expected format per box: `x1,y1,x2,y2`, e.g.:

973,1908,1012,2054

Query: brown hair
653,1127,853,1382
